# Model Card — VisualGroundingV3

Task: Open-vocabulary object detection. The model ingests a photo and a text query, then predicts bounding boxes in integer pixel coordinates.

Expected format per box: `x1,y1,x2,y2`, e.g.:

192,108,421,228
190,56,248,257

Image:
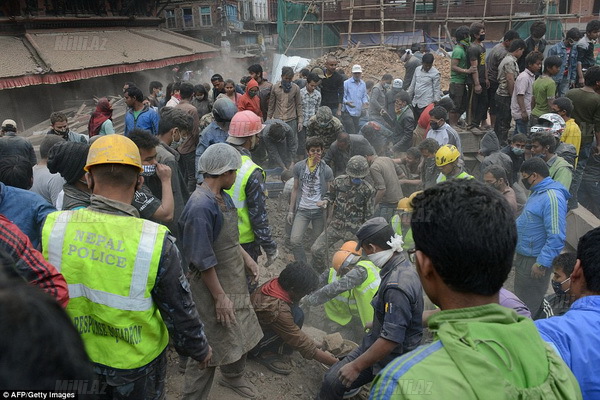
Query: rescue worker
311,155,375,272
316,217,423,400
435,144,473,182
179,143,262,400
225,111,278,279
390,191,421,251
41,134,211,399
303,241,381,343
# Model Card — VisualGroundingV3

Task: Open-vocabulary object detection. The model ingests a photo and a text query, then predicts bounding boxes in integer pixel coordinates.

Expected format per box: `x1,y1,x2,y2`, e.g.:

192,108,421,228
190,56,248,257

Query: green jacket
370,304,582,399
547,155,573,192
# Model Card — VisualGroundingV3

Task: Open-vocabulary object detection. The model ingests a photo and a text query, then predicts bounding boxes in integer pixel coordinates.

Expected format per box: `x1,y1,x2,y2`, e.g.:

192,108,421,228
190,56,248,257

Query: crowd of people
0,19,599,400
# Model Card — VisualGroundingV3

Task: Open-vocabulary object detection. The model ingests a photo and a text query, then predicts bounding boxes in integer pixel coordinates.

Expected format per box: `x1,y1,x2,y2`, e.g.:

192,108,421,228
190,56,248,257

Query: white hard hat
351,65,363,73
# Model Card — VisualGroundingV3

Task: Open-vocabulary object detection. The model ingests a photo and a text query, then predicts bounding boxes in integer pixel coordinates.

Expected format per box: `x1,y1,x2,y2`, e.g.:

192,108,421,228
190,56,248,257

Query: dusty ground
164,191,370,400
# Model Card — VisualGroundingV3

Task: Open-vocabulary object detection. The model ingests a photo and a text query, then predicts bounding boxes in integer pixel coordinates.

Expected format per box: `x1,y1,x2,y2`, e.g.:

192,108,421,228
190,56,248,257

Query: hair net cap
198,143,242,175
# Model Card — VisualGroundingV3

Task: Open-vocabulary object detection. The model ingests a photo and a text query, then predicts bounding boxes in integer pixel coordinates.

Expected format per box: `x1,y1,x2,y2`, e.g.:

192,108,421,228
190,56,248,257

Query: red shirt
418,103,435,130
0,214,69,307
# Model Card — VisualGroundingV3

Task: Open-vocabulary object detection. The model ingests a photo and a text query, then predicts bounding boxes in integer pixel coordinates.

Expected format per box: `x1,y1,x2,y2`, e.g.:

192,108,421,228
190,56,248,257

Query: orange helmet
340,240,361,256
332,250,360,273
228,110,265,137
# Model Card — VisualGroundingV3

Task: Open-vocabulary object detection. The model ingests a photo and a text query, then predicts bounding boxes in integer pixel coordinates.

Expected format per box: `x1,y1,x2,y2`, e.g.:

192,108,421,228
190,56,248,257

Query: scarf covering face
88,98,113,137
282,80,292,93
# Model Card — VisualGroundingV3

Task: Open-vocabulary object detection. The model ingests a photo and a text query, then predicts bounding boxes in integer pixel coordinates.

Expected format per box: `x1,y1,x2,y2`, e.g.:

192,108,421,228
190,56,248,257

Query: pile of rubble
308,47,451,91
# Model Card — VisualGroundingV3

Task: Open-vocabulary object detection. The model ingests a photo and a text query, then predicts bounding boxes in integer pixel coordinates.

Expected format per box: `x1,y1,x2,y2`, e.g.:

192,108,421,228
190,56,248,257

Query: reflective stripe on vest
42,209,169,369
225,155,265,244
351,261,381,327
437,171,474,183
324,260,381,328
390,215,414,251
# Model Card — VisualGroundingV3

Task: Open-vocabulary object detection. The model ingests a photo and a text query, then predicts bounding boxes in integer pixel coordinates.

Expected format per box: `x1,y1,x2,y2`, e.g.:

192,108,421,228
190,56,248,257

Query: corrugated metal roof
0,28,220,88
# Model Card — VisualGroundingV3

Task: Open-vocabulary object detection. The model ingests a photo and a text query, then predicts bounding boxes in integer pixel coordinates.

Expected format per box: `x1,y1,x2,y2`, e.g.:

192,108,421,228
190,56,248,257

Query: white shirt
408,66,443,108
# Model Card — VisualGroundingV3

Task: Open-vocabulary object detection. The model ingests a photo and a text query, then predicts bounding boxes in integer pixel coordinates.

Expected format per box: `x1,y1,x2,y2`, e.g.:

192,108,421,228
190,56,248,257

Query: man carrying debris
311,155,375,272
41,135,211,399
316,217,423,400
250,261,338,375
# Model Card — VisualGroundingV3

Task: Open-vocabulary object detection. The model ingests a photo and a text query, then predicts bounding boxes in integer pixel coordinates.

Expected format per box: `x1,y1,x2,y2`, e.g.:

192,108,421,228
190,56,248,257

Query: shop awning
0,28,220,90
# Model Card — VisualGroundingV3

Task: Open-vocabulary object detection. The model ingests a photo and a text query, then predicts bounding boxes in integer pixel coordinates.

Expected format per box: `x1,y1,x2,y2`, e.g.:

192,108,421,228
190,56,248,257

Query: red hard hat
229,110,265,137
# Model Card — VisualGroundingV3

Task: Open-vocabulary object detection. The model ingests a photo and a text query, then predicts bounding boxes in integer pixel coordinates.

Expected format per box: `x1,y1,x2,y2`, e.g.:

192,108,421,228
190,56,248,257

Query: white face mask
367,249,394,268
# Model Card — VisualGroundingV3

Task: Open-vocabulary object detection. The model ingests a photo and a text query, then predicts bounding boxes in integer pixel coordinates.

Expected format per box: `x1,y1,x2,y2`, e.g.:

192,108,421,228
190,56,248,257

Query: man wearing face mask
449,26,477,127
316,217,423,400
535,227,600,400
530,132,574,191
225,111,278,273
268,67,303,140
535,252,576,319
514,157,569,317
501,133,527,184
41,134,212,399
128,130,183,240
47,112,88,143
310,156,375,273
483,164,518,216
369,74,393,125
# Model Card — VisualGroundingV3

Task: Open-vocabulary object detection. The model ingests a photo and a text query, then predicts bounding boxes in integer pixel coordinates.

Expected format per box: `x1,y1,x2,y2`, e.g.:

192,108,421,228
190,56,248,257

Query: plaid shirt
301,87,321,127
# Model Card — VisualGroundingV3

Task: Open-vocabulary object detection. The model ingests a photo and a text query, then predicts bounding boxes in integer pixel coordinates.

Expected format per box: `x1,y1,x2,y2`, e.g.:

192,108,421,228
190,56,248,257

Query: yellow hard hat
84,134,143,172
339,240,361,256
332,250,360,273
397,191,423,212
435,144,460,167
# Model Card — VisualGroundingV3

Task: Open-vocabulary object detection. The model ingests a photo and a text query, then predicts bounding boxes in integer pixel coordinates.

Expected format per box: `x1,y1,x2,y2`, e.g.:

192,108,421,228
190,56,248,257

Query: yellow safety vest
324,260,381,327
42,209,169,370
225,154,265,244
390,214,414,251
436,170,474,183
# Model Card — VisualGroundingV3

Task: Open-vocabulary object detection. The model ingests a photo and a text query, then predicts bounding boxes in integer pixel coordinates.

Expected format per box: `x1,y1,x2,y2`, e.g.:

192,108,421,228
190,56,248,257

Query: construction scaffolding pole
347,0,355,48
380,0,385,46
509,0,514,29
284,0,315,55
321,0,324,52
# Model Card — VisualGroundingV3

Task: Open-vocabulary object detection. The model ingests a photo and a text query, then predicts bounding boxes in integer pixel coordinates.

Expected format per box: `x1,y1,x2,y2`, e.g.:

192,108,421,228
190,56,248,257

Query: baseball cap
1,119,17,131
351,65,363,73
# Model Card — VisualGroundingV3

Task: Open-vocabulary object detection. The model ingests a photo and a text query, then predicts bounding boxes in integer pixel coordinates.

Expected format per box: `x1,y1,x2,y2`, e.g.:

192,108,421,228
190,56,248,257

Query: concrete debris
307,47,451,91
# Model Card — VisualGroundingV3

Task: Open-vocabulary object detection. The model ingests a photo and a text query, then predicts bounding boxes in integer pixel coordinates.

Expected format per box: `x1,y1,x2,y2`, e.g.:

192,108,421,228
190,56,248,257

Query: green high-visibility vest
225,154,265,244
324,260,381,328
436,170,474,183
390,214,414,251
42,209,169,370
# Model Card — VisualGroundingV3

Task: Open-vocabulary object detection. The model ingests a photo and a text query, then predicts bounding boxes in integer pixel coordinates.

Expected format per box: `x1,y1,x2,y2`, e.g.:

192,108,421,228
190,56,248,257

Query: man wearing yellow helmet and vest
435,144,474,183
390,191,420,251
303,241,381,343
41,135,212,399
225,111,278,285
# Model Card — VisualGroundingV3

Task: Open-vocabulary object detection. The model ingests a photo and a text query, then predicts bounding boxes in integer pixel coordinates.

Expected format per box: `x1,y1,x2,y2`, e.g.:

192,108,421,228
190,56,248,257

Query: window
386,0,408,9
183,8,194,28
164,10,176,29
415,0,435,13
200,6,212,26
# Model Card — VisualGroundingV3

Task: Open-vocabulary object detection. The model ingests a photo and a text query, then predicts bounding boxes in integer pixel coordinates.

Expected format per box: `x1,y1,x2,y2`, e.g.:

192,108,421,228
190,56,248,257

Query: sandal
253,354,292,375
218,375,257,399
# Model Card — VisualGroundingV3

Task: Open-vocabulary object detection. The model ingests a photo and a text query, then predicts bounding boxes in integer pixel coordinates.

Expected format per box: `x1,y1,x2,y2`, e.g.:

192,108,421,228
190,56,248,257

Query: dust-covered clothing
324,134,375,177
302,266,368,307
420,157,438,189
306,112,345,149
268,81,303,125
323,175,375,232
251,280,318,359
497,54,519,97
301,87,321,128
370,156,404,204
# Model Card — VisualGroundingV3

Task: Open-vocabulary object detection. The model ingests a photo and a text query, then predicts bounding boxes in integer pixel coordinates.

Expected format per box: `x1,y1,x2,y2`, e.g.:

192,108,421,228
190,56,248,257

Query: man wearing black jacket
321,56,345,117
